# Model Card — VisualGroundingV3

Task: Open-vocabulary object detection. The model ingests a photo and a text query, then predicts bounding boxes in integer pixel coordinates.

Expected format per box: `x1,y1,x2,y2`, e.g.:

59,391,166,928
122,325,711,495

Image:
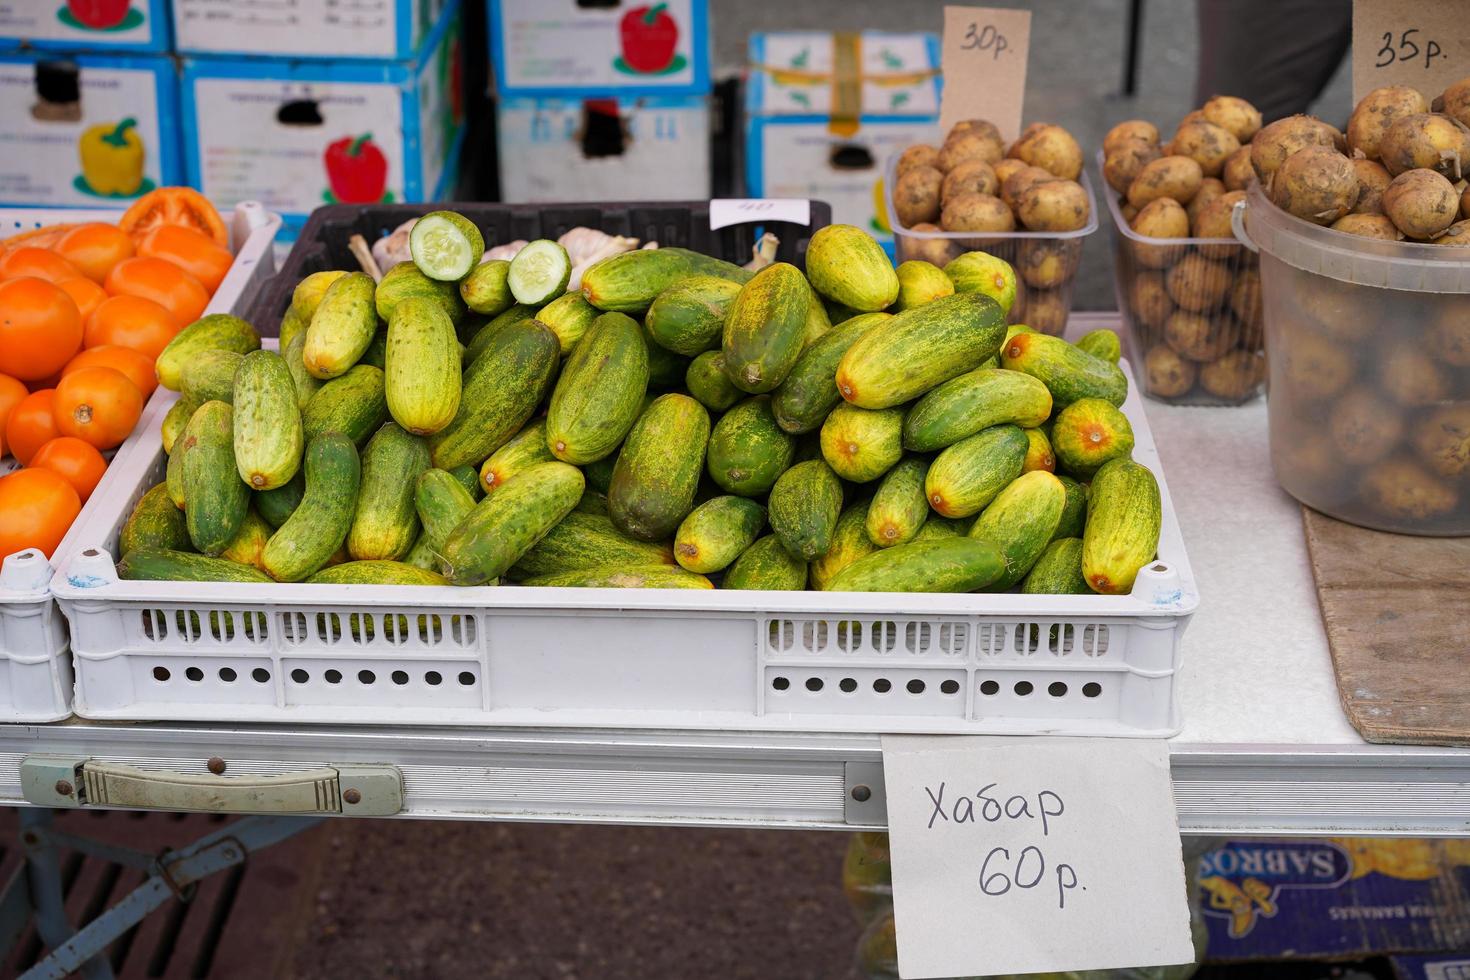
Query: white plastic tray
0,202,281,722
52,358,1199,736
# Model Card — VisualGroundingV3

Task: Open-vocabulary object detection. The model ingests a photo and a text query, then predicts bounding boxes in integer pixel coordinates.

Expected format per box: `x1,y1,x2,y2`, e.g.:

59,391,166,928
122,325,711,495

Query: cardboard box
497,94,709,204
1199,839,1470,960
0,0,169,55
172,0,452,62
0,51,181,208
180,5,463,232
1393,953,1470,979
489,0,710,98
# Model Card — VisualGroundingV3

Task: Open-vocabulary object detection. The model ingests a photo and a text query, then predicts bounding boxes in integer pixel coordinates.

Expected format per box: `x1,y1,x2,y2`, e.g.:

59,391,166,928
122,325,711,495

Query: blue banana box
172,0,453,62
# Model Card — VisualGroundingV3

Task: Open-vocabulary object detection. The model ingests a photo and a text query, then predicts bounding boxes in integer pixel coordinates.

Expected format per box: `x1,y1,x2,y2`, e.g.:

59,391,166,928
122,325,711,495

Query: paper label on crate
881,735,1194,980
494,0,703,92
1352,0,1470,105
708,199,812,230
938,6,1031,140
0,0,158,47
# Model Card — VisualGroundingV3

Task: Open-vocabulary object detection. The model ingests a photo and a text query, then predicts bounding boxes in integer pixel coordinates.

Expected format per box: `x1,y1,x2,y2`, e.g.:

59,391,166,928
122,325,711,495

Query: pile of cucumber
118,212,1163,595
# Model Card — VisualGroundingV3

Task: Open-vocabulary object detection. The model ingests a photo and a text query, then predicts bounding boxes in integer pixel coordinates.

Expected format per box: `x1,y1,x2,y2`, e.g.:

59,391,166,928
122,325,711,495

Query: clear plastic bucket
1236,180,1470,536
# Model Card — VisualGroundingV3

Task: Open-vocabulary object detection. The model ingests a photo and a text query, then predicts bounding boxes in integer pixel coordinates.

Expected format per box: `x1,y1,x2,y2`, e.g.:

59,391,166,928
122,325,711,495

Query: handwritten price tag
708,198,811,230
939,5,1032,141
882,736,1195,980
1352,0,1470,105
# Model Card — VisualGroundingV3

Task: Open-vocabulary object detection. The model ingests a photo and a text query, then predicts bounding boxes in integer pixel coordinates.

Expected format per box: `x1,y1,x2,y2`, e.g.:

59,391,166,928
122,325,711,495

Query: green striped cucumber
674,495,766,574
180,401,250,555
479,418,555,494
810,501,878,591
220,508,271,571
429,318,560,470
118,549,272,583
721,262,809,394
685,351,743,412
536,292,599,355
1051,398,1135,478
348,423,431,561
306,561,448,586
767,459,843,561
545,311,650,465
892,260,955,312
255,470,305,529
1000,332,1128,407
301,364,388,447
925,425,1028,518
836,293,1008,409
521,565,712,589
1053,474,1088,541
292,270,349,321
968,471,1068,589
261,432,361,582
179,349,242,404
1023,428,1055,473
232,350,303,491
802,278,833,346
458,259,514,316
443,461,584,585
608,394,710,541
1075,328,1123,364
375,261,465,325
583,454,617,495
119,483,192,555
464,304,537,365
511,509,673,579
723,534,808,590
866,457,929,547
449,463,483,500
913,516,970,541
944,252,1019,315
804,224,900,312
155,314,259,392
820,404,903,483
165,439,184,509
826,538,1007,592
646,275,742,356
282,329,322,409
771,312,890,434
412,468,478,570
903,368,1054,452
161,395,202,455
1081,458,1161,595
1021,537,1090,594
304,271,377,379
705,396,796,497
358,328,388,370
278,305,308,353
386,296,462,436
581,247,752,315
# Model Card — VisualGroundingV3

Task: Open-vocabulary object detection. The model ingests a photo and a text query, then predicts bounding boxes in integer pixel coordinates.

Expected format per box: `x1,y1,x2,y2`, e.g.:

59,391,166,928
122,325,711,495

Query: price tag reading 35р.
882,735,1195,980
1352,0,1470,105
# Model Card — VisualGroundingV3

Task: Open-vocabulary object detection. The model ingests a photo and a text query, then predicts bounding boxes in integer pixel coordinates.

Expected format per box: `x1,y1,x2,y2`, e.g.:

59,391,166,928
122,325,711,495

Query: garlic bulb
371,218,416,272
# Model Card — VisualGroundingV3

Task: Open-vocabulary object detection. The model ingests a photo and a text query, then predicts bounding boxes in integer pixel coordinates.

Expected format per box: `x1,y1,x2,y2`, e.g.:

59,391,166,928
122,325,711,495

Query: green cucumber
685,351,743,412
706,396,796,497
179,401,250,556
1051,398,1135,478
1000,332,1128,407
1053,474,1088,541
292,271,349,321
261,432,362,582
458,258,513,316
1023,428,1055,473
827,537,1007,592
375,260,466,325
545,311,650,465
1076,328,1123,363
511,509,674,579
155,313,259,392
608,393,711,542
358,327,388,370
301,364,388,447
306,560,449,586
282,328,322,410
220,508,271,570
674,495,766,574
723,535,808,590
385,296,462,436
1021,538,1090,594
118,549,272,583
232,350,303,491
913,516,970,541
348,423,431,561
443,461,584,585
892,260,955,312
721,262,810,393
161,395,202,455
582,247,752,315
646,275,742,356
810,501,878,590
521,565,712,589
412,468,478,571
903,368,1054,452
1081,458,1161,595
410,210,485,282
479,419,556,494
535,292,599,355
804,224,900,312
464,304,538,366
507,239,571,305
866,457,929,547
967,471,1068,589
925,425,1028,518
770,312,890,434
820,403,903,483
303,271,377,379
180,349,242,405
255,471,305,529
943,251,1019,315
119,483,192,555
767,459,843,561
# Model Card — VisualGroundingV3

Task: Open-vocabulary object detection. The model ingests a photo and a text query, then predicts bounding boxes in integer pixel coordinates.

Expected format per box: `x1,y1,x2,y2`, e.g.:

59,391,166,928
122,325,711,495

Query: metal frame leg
18,809,113,980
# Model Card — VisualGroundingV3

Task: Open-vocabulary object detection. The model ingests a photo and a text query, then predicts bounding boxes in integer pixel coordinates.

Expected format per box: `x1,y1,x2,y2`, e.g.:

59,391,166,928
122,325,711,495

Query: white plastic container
0,202,280,721
53,363,1198,737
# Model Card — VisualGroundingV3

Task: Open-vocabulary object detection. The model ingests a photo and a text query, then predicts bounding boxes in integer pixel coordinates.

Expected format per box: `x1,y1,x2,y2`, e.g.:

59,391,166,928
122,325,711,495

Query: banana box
0,51,182,208
172,0,453,61
1200,839,1470,960
0,0,168,54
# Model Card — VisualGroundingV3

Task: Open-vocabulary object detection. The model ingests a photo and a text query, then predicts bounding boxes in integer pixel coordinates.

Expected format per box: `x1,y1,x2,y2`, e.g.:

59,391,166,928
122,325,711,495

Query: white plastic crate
0,202,281,722
53,359,1198,736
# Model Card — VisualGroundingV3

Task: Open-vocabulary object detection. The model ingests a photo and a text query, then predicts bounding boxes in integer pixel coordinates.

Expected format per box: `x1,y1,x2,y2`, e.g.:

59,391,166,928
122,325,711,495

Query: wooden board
1303,506,1470,746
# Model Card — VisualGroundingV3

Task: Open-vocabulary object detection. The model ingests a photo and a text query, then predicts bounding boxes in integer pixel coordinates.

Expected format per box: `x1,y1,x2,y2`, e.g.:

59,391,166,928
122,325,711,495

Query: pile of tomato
0,188,231,562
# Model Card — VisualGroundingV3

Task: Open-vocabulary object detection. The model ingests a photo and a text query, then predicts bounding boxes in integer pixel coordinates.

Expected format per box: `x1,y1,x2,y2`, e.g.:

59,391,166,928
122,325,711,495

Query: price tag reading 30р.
881,735,1196,980
939,5,1033,140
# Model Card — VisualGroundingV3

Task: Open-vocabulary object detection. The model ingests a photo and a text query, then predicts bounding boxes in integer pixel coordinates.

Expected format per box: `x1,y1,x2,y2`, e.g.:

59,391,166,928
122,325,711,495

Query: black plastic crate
248,201,832,336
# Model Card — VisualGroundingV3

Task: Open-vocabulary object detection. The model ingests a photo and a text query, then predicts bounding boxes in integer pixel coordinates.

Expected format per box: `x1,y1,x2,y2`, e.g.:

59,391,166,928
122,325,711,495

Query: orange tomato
84,294,180,359
53,367,143,451
63,345,157,399
137,224,232,294
29,436,107,503
119,187,228,247
105,257,209,323
0,468,81,560
53,223,135,284
0,373,26,442
55,276,106,324
5,389,59,464
0,224,75,252
0,246,81,284
0,278,83,381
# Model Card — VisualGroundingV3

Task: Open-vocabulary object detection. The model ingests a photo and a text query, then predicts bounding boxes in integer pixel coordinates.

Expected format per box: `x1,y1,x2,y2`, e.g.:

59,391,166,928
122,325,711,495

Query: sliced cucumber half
410,211,485,282
507,239,572,306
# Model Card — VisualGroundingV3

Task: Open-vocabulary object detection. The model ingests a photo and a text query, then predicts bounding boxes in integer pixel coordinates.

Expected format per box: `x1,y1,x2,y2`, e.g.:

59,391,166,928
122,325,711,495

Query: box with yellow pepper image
77,117,148,198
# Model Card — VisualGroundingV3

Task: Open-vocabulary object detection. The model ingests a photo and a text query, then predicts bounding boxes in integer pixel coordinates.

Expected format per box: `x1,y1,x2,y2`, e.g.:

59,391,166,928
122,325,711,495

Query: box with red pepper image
179,2,464,236
0,0,168,55
489,0,710,99
171,0,455,61
0,51,183,208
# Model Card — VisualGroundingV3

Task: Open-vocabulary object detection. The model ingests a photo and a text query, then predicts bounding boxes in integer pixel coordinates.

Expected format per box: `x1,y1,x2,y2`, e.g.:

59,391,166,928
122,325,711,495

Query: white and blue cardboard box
490,0,710,98
0,0,170,55
0,50,182,208
172,0,452,62
745,31,941,248
181,4,463,233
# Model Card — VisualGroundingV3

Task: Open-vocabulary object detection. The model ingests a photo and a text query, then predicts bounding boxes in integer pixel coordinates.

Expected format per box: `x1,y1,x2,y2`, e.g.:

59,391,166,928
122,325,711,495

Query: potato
1103,139,1162,194
1280,437,1344,488
1222,146,1255,191
1165,253,1232,312
1378,346,1450,406
940,192,1016,233
1231,268,1264,350
893,165,943,227
1120,201,1140,224
1193,190,1247,257
1359,457,1458,521
1178,109,1208,129
1164,310,1238,361
1294,277,1374,343
949,119,1003,144
900,222,955,267
1129,271,1176,331
1017,239,1080,289
1168,120,1241,177
1104,120,1160,156
1463,184,1470,219
896,144,941,179
1428,303,1470,365
991,158,1028,187
1437,77,1470,128
1008,123,1083,180
1351,159,1392,214
1127,155,1204,207
1019,287,1069,336
1186,177,1227,227
1129,198,1191,269
1347,86,1430,161
1436,219,1470,245
1201,95,1263,143
1200,350,1265,400
1000,165,1059,211
1250,115,1343,183
940,159,998,203
1144,345,1197,398
1382,168,1460,238
1378,113,1468,178
1329,390,1402,465
1016,180,1091,232
1283,327,1355,399
1269,146,1357,225
1330,213,1404,240
938,131,1003,171
1411,403,1470,477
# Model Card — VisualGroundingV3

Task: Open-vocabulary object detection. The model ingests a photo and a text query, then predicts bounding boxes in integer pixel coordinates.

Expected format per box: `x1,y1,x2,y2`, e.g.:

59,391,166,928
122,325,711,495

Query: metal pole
1122,0,1145,97
18,809,113,980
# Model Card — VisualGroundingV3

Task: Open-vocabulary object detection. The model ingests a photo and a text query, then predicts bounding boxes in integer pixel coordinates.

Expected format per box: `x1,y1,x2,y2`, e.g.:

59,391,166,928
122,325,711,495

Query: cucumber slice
409,211,485,282
507,239,572,306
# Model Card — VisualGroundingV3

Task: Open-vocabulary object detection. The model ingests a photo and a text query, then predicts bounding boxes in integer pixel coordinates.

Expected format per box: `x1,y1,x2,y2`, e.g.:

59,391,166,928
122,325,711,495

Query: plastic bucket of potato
1235,180,1470,535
